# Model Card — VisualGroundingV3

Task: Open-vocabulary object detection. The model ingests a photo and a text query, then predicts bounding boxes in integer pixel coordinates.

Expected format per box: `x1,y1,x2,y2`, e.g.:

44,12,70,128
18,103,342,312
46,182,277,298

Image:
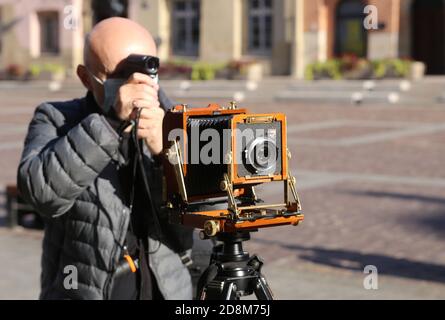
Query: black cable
130,107,163,254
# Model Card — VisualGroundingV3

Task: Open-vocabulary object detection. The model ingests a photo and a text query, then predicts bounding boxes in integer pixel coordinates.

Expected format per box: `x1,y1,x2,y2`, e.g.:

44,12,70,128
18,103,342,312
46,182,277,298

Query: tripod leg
254,275,274,300
221,282,238,300
196,263,219,299
201,280,238,300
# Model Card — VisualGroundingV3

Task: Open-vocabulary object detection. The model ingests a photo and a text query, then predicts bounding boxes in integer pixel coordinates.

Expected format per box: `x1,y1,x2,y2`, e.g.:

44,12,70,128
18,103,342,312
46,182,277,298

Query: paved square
1,80,445,299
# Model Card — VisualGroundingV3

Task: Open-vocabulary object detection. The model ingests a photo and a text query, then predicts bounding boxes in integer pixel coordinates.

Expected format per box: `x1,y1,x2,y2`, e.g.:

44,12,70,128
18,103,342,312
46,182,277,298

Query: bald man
17,18,194,300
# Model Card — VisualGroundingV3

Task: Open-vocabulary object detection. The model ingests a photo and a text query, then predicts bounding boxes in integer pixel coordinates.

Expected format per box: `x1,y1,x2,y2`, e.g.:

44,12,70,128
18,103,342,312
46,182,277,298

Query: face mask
102,78,126,114
102,76,159,114
86,68,158,114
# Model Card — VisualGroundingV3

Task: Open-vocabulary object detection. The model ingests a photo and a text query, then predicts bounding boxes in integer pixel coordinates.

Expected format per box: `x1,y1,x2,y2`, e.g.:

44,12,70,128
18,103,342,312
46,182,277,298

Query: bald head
84,17,157,75
77,17,157,107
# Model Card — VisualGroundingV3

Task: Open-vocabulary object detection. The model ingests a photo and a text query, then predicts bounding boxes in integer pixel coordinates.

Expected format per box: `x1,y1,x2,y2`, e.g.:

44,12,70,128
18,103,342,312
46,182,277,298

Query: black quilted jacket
17,90,193,299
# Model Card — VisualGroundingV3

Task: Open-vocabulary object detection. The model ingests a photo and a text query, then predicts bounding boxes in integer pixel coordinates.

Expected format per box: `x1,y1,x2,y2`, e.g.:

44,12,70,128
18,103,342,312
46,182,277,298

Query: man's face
84,62,129,110
77,17,158,112
82,49,158,113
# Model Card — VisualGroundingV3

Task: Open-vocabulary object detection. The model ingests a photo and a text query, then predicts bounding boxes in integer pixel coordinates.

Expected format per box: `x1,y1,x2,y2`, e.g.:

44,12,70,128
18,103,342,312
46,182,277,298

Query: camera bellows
186,116,232,197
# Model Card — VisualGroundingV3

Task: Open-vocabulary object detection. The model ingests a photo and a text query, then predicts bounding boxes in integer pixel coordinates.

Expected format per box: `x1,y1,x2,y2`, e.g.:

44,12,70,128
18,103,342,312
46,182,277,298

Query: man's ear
77,65,93,91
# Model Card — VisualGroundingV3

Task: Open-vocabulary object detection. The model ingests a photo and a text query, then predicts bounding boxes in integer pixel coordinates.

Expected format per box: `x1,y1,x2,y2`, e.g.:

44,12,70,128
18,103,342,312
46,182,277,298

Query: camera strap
128,108,163,253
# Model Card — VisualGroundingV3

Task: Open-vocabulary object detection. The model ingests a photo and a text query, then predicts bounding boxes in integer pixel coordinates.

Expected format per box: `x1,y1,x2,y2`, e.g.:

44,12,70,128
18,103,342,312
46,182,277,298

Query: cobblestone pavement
1,79,445,299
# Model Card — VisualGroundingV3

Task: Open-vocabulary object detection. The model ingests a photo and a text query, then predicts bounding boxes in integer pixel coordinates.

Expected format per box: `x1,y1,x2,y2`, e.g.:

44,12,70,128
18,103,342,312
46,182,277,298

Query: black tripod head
197,230,274,300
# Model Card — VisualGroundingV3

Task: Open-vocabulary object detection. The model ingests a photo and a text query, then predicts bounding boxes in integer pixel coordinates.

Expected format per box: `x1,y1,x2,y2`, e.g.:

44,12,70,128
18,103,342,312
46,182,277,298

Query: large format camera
120,54,303,238
121,53,303,299
162,103,303,238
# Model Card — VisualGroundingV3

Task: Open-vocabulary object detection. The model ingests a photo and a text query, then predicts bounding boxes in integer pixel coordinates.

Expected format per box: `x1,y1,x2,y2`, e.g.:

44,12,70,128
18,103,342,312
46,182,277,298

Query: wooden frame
162,103,303,236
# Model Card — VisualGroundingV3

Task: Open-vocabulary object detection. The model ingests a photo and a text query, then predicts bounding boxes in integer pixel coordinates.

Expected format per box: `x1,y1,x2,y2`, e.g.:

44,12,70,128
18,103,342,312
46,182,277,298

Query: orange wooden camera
161,102,303,237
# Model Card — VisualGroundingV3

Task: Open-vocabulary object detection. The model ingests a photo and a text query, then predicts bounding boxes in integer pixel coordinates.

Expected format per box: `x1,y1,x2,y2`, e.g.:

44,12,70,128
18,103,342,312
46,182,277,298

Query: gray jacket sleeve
17,102,122,218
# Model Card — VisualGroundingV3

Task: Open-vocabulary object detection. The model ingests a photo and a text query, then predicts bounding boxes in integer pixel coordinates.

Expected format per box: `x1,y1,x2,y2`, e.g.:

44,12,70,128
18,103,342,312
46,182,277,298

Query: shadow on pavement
347,190,445,206
253,238,445,284
0,189,6,227
345,190,445,239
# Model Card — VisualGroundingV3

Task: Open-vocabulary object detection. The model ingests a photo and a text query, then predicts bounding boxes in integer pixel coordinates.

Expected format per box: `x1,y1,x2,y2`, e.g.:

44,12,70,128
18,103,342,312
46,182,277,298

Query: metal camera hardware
162,102,303,238
125,54,160,83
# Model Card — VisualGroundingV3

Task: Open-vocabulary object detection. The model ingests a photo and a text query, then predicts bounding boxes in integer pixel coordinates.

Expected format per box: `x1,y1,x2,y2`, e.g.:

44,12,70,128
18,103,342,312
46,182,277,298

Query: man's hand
130,105,165,156
114,73,164,155
114,72,160,121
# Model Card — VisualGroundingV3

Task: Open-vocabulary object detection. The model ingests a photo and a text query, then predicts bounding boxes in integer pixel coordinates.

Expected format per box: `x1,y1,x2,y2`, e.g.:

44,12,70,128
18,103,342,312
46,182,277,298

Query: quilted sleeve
17,102,123,218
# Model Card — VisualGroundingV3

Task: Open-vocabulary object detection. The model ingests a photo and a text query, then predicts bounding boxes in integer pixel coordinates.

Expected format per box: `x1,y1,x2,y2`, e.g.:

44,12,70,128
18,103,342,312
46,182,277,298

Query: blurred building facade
299,0,445,75
0,0,444,77
0,0,93,74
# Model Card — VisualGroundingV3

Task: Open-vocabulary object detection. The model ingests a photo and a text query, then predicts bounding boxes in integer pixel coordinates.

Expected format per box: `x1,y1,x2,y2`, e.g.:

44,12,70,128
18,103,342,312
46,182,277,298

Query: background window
38,12,60,54
248,0,273,55
91,0,128,25
172,0,200,56
334,0,367,58
411,0,445,74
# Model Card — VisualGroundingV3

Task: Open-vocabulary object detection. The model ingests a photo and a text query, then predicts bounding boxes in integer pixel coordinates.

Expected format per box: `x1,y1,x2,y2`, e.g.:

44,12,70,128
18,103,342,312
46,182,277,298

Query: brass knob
204,220,220,237
220,180,228,191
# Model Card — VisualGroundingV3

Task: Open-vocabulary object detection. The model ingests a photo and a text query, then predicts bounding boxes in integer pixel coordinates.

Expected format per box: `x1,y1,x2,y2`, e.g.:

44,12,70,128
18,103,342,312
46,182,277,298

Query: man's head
77,17,157,109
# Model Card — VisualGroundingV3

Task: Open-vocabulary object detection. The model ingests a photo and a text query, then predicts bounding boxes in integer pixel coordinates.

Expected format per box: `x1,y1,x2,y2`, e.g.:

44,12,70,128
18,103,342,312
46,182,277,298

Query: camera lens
256,143,271,166
145,57,159,73
245,137,278,175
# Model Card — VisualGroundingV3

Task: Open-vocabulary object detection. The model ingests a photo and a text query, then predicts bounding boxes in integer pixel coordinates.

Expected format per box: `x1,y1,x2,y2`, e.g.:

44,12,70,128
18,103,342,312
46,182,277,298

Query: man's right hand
114,72,160,121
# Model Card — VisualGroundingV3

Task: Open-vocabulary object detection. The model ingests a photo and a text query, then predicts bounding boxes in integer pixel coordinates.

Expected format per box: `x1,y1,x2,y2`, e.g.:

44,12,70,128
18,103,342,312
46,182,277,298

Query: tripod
197,231,274,300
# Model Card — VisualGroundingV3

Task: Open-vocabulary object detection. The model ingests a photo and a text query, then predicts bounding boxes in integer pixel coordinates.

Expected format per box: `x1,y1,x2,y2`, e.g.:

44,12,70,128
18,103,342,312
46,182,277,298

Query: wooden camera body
162,103,303,237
